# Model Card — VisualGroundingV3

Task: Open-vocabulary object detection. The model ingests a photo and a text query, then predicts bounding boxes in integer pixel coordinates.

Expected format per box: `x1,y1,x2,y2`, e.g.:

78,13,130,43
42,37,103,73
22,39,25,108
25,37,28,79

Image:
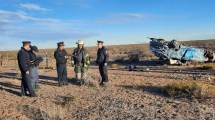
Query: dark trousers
57,64,68,86
99,65,108,83
21,72,36,97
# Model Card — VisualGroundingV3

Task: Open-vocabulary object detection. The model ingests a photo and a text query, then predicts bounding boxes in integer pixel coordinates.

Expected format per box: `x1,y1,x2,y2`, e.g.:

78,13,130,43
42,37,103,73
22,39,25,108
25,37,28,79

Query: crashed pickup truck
149,38,215,64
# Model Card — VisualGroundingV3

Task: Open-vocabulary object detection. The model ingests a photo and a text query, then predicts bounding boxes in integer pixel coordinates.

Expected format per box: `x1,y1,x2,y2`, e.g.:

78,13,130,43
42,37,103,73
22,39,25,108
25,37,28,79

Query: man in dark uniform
96,40,109,86
54,42,69,86
71,40,90,85
17,41,37,97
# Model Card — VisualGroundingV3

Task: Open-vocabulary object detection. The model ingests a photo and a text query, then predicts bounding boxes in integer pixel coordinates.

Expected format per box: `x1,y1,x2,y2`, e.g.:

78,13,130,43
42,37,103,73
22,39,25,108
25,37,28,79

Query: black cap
31,46,39,52
97,40,104,44
22,41,31,44
57,42,65,47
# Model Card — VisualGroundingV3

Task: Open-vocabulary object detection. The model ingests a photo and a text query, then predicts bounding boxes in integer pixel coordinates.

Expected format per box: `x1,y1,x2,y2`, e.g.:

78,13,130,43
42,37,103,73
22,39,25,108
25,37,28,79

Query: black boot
64,80,69,86
58,83,63,87
78,79,84,86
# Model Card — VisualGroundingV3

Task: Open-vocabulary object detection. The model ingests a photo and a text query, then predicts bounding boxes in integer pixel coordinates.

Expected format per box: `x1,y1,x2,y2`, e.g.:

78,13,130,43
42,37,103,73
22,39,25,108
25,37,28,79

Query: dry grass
182,39,215,52
55,94,75,107
162,80,215,99
85,73,100,88
188,61,200,66
85,79,99,88
199,65,214,70
197,63,215,70
111,64,119,68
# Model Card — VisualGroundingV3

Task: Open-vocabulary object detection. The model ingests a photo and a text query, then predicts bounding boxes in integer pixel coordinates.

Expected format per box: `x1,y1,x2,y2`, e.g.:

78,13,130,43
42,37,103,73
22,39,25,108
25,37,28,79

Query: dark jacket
29,51,43,67
96,46,109,65
54,48,68,65
17,47,31,73
71,48,90,65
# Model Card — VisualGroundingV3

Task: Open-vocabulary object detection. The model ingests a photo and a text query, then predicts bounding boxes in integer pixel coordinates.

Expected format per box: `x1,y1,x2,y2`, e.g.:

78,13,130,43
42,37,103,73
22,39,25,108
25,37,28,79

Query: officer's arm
103,49,109,63
96,49,99,64
34,56,43,66
54,51,65,64
64,50,69,59
71,50,75,65
18,53,29,72
85,49,90,65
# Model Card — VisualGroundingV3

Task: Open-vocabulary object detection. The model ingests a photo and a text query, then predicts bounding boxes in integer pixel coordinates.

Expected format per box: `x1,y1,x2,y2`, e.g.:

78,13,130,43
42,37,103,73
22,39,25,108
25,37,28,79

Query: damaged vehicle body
149,38,215,65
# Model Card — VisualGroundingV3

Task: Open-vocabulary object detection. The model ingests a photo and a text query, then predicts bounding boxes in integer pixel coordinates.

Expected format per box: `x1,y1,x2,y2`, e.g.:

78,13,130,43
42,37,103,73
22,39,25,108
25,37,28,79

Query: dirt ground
0,62,215,120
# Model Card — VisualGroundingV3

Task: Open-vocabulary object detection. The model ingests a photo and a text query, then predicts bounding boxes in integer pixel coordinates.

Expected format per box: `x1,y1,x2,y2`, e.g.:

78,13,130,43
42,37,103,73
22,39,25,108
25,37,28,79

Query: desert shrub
111,64,119,68
85,73,99,88
55,94,75,107
18,105,61,120
162,80,215,99
198,65,214,70
85,79,99,88
128,49,143,62
187,61,199,66
127,49,152,62
114,56,126,63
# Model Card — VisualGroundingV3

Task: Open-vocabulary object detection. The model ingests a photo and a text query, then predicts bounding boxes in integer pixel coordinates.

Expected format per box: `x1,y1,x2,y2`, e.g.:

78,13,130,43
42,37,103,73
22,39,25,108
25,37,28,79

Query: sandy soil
0,64,215,120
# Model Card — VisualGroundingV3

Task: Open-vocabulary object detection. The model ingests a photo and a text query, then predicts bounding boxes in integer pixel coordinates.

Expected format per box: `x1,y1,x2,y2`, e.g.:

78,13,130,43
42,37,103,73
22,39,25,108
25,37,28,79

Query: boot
78,79,85,86
58,83,63,87
101,82,109,87
35,85,40,91
64,80,69,86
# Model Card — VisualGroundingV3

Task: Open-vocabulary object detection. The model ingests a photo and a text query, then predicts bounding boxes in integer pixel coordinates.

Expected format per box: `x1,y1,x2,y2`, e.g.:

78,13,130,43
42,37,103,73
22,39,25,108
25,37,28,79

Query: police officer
17,41,37,97
71,40,90,85
96,40,109,86
54,42,69,86
29,46,43,91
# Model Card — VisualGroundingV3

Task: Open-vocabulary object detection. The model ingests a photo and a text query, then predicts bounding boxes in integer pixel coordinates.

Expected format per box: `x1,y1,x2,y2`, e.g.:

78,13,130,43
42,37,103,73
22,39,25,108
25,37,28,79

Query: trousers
99,65,108,83
57,64,68,86
21,72,36,97
29,67,39,89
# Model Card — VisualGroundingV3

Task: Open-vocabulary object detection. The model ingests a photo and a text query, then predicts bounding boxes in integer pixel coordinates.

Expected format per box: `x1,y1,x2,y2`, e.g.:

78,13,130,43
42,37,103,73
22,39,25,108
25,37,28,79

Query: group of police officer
17,40,109,97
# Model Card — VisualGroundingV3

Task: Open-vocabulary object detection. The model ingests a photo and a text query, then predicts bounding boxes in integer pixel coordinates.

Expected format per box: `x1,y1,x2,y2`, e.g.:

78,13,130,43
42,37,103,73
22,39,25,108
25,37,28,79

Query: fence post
46,52,48,69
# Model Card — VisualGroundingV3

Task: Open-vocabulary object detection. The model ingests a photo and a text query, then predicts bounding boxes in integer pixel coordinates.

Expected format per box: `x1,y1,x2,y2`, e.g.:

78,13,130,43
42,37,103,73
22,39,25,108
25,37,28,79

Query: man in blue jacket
17,41,37,97
96,40,109,86
54,42,69,86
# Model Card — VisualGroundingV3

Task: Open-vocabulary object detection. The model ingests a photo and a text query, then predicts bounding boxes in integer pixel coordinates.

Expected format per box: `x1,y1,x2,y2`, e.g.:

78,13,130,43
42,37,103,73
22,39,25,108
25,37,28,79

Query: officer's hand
65,56,69,59
71,60,74,67
104,63,107,66
95,61,98,66
26,71,30,74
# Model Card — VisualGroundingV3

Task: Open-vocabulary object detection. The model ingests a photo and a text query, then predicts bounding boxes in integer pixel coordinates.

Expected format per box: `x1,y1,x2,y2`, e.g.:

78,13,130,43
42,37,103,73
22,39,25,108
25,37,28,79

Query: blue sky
0,0,215,50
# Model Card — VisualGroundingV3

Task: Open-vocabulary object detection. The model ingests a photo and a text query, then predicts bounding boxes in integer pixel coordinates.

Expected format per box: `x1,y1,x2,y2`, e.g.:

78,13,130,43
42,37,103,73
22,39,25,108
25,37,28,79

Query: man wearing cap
54,42,69,86
29,46,43,91
17,41,37,97
71,40,90,85
96,40,109,86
